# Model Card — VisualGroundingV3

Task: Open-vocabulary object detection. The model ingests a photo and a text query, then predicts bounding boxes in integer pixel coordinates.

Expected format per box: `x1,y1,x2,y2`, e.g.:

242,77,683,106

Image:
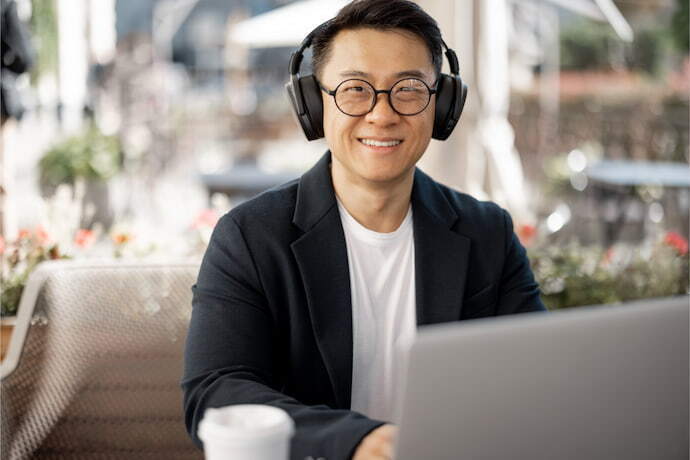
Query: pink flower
18,229,30,240
74,229,96,249
192,209,219,229
664,231,689,256
35,225,51,245
517,224,536,247
0,235,4,255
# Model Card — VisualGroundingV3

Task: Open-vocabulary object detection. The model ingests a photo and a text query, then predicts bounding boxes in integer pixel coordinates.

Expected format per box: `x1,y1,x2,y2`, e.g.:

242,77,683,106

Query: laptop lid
394,296,689,460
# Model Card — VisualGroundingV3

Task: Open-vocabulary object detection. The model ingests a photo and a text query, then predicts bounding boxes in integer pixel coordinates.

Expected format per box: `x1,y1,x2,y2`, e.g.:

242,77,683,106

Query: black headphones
286,21,468,141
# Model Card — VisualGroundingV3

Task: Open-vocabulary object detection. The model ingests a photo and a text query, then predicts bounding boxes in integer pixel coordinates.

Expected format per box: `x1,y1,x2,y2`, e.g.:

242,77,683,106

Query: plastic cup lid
198,404,295,446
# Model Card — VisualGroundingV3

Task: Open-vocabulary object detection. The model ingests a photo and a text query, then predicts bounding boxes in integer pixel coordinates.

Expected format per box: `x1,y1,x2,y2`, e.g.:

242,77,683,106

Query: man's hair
311,0,443,79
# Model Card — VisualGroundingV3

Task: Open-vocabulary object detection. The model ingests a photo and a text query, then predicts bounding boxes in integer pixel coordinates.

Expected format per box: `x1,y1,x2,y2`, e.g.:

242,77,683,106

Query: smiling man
322,27,436,234
182,1,546,459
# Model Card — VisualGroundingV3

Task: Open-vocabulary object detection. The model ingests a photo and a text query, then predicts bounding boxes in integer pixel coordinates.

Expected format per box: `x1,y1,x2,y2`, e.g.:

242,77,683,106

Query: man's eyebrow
338,70,370,78
338,69,430,79
394,70,428,79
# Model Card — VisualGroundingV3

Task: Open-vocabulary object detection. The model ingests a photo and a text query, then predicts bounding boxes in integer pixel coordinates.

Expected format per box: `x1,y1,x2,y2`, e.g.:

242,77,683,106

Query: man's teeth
360,139,402,147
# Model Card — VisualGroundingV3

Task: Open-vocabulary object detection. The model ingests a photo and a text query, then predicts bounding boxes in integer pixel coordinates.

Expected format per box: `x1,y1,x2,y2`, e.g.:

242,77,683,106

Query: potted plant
527,231,689,310
0,228,68,360
38,123,122,229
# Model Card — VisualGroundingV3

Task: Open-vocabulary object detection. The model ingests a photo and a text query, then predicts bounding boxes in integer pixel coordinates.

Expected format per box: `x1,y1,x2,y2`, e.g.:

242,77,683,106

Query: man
182,1,546,459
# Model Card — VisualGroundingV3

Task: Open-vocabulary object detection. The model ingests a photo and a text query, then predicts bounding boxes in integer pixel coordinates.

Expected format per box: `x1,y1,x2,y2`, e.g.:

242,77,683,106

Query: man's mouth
358,138,403,147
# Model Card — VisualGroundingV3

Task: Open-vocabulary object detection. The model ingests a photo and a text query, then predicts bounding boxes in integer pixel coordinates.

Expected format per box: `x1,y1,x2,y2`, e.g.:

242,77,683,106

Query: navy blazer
182,151,546,460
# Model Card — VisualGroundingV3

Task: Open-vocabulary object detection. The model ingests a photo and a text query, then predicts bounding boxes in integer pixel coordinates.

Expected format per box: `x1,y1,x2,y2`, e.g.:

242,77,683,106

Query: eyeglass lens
334,79,431,116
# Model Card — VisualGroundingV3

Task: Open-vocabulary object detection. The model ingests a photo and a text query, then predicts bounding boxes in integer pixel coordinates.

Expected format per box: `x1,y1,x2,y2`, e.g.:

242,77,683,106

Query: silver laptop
394,296,689,460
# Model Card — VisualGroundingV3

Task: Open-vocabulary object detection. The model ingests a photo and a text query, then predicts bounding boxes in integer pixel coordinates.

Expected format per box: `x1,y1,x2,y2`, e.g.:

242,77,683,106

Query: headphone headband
290,22,459,78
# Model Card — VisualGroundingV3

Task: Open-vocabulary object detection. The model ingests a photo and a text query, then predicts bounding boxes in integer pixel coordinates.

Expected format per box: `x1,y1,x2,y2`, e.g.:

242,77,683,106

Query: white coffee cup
198,404,295,460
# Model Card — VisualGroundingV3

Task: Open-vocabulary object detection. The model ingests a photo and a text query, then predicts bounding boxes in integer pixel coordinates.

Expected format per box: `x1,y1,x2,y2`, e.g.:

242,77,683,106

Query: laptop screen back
394,297,689,460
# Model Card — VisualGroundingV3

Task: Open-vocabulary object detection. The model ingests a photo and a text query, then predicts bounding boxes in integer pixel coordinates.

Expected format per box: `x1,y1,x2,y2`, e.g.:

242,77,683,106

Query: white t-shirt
337,198,417,423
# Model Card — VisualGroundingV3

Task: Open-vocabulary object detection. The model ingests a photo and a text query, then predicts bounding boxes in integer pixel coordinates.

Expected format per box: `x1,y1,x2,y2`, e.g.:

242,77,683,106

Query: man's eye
343,86,366,93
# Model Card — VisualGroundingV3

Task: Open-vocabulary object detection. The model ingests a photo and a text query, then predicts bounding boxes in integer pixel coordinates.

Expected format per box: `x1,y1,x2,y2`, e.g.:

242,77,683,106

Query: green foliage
671,0,689,53
560,19,675,76
29,0,58,83
560,20,616,71
529,236,689,310
628,27,673,77
1,230,69,316
1,280,25,317
39,124,122,189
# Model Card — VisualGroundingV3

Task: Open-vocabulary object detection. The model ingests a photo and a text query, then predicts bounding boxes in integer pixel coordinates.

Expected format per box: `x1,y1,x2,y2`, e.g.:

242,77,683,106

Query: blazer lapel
291,152,353,409
412,169,471,325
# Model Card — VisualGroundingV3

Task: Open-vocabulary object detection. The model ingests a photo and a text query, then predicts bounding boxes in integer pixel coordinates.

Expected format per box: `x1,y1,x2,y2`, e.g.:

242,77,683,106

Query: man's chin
354,166,415,187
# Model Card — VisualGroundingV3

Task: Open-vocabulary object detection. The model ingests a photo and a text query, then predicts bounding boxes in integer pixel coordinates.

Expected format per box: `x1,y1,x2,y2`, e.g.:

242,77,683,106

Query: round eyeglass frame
318,77,437,117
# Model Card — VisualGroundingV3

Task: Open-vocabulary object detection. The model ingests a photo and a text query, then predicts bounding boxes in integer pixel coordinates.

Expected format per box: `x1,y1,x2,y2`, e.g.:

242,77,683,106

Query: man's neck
331,163,414,233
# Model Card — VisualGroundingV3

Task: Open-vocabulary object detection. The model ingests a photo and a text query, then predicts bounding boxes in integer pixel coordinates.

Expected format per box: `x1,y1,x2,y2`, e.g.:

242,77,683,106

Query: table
585,160,690,245
201,163,298,205
587,160,690,188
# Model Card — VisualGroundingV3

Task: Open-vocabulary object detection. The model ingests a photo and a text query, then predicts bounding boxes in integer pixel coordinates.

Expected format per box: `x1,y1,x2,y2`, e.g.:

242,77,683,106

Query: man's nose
364,93,400,125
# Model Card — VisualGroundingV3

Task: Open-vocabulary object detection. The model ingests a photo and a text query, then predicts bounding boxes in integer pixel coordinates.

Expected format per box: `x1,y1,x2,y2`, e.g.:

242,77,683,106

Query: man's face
319,28,436,188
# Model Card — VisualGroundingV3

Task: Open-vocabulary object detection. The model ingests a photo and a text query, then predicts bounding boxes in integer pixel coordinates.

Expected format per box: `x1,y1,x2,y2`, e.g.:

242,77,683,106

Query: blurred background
1,0,688,312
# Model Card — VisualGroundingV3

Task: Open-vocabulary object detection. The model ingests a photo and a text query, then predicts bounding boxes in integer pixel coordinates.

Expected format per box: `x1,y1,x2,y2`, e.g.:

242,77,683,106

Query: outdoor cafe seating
0,260,203,460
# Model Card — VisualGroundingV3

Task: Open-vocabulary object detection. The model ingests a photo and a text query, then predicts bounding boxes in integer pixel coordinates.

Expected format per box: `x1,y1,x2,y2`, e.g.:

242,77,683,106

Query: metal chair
1,259,203,460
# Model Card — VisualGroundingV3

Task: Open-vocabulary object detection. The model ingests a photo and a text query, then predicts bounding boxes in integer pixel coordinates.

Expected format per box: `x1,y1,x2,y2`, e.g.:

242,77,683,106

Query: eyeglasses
318,78,437,117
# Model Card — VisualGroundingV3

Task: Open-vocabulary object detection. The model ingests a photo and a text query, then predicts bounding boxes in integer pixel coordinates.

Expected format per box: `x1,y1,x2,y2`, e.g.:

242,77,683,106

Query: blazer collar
410,166,460,228
410,168,471,325
292,151,463,231
292,151,337,232
290,151,471,409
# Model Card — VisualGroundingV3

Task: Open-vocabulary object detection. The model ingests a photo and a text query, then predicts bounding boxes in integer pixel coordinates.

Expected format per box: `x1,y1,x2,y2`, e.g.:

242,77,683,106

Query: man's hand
352,424,398,460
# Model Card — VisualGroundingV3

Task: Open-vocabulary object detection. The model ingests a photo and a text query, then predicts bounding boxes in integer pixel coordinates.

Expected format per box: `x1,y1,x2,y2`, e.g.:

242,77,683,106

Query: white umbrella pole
477,0,531,223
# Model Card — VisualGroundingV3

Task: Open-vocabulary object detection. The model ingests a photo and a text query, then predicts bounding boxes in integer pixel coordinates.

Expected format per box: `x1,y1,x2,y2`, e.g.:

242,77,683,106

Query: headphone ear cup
299,75,324,139
286,75,324,141
432,73,466,141
456,78,468,120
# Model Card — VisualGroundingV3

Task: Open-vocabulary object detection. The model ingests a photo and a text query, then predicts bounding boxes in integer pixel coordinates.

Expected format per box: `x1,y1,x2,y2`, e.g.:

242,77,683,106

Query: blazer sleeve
496,209,547,314
181,214,385,460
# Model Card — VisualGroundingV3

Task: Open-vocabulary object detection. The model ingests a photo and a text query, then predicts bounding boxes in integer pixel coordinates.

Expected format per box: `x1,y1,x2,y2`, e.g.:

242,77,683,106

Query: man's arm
496,209,547,314
181,214,384,460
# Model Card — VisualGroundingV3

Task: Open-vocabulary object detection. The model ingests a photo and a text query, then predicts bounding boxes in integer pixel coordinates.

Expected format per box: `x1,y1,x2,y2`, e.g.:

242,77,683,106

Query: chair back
1,259,203,460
